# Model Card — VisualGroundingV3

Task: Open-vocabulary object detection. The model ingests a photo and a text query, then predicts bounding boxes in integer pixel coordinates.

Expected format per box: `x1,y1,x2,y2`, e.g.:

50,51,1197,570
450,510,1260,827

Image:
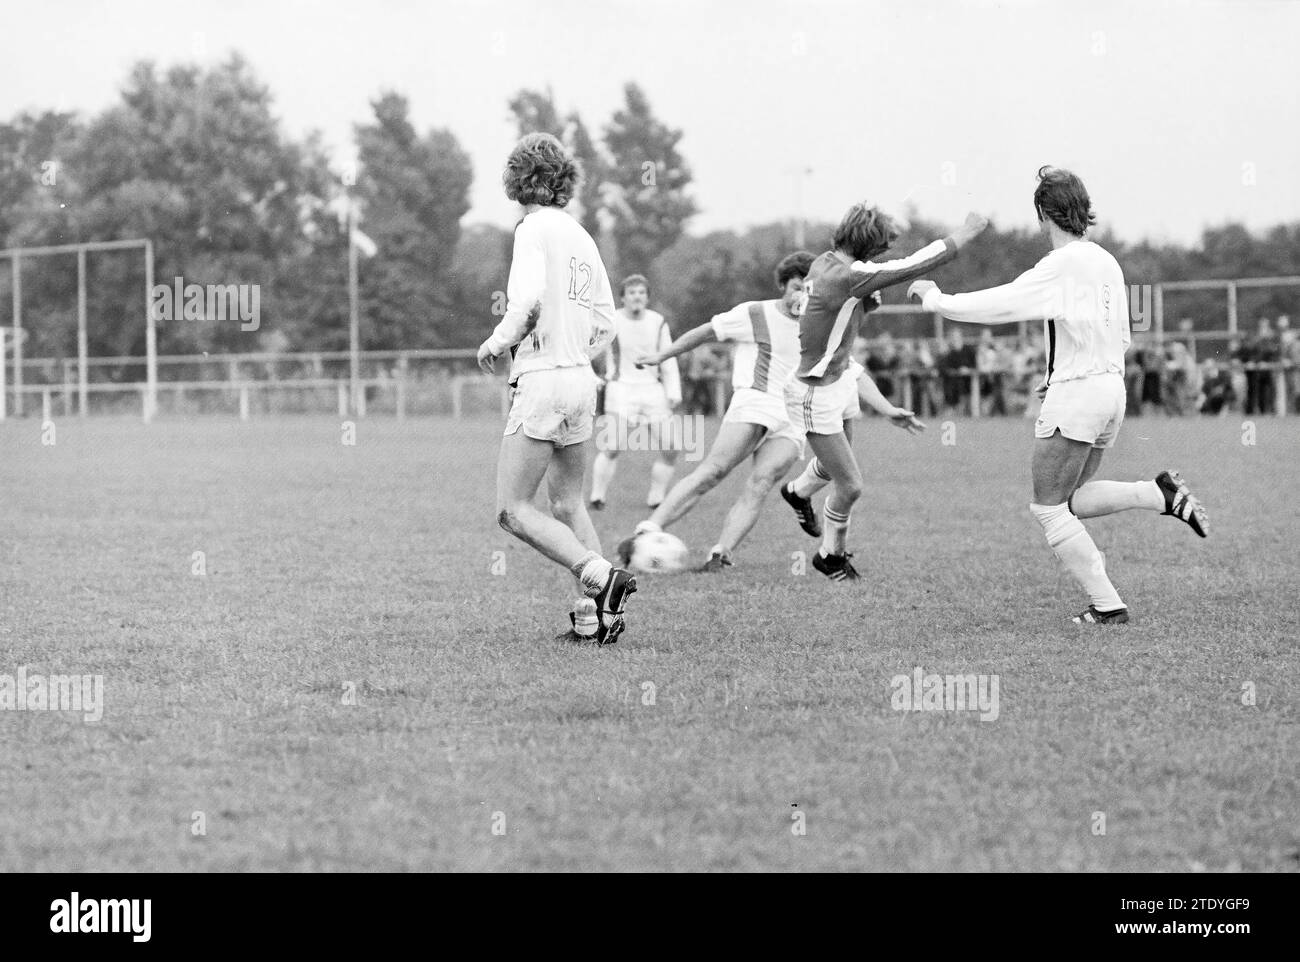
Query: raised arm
849,212,988,299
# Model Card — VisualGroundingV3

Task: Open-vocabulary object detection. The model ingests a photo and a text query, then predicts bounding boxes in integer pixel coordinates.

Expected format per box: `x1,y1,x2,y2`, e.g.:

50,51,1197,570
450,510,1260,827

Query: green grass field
1,413,1297,872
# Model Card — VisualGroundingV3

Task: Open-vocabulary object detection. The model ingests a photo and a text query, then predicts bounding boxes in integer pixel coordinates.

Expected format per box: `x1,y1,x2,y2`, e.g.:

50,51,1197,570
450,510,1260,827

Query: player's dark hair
833,203,899,261
774,251,814,289
620,274,650,298
502,132,581,208
1033,166,1095,236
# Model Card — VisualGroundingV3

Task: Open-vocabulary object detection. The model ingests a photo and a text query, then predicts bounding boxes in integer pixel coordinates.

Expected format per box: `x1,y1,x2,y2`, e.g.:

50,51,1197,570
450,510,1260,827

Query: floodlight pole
348,199,360,416
77,248,88,416
144,240,156,421
11,255,21,417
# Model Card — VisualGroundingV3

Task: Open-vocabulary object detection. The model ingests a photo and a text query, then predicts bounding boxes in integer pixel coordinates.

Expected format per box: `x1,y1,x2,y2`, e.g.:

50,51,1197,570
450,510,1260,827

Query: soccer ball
629,531,690,574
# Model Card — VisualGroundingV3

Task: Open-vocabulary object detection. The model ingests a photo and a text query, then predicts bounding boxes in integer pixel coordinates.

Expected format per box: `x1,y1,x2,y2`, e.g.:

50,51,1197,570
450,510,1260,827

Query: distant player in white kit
908,166,1209,624
476,133,638,645
589,275,682,510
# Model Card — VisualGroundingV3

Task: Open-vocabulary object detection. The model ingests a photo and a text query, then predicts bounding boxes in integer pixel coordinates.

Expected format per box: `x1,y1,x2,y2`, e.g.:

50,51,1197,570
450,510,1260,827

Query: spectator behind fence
1280,316,1300,413
938,328,976,413
865,331,900,400
1198,359,1235,414
1244,317,1278,414
1163,339,1196,415
1126,332,1148,414
1139,338,1163,413
975,329,1009,416
905,337,940,417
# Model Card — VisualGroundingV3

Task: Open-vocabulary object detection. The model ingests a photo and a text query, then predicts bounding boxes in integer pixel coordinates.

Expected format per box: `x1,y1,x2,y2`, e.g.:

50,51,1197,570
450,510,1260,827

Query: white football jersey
602,308,680,400
922,239,1129,384
485,206,616,384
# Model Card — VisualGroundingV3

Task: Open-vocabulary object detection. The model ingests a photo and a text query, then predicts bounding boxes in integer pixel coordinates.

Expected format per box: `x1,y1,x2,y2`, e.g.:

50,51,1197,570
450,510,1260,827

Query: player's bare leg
1069,449,1209,536
702,437,800,571
497,431,634,642
588,426,620,510
1029,432,1127,623
645,420,764,529
782,420,855,537
647,448,678,509
545,439,607,641
616,420,765,564
804,430,862,581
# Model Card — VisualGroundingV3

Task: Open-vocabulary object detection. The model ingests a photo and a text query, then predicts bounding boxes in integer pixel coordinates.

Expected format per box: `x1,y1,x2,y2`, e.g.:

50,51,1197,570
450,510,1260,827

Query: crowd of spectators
677,316,1300,418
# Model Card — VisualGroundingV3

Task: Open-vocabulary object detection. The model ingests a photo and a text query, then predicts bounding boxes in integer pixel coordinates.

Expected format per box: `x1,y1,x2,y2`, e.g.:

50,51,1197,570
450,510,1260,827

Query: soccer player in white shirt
611,252,812,570
908,167,1209,625
476,133,638,645
589,275,682,510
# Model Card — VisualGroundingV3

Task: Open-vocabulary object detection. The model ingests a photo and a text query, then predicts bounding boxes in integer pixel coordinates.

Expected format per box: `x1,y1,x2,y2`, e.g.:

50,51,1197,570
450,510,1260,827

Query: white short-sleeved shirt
710,300,802,397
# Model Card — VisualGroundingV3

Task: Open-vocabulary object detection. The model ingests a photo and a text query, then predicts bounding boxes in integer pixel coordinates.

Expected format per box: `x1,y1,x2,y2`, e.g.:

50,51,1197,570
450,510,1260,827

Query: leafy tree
602,83,697,278
353,92,472,348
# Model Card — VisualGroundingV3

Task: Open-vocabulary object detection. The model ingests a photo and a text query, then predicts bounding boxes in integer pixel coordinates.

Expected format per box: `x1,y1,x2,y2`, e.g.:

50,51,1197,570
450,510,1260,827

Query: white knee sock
1070,480,1163,519
791,458,832,499
820,502,851,557
590,453,617,502
1030,502,1124,611
647,461,675,506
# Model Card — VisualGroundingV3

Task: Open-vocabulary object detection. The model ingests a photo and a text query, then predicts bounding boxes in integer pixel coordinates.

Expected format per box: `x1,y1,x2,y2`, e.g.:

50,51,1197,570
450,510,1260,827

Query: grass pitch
1,413,1297,871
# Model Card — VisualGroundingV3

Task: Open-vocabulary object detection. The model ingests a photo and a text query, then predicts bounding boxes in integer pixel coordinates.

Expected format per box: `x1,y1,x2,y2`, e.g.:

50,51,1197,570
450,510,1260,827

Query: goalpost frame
0,238,154,420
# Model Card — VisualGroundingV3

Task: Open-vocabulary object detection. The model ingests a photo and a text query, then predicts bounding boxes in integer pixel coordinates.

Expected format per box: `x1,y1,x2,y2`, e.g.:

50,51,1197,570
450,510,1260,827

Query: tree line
1,54,1297,363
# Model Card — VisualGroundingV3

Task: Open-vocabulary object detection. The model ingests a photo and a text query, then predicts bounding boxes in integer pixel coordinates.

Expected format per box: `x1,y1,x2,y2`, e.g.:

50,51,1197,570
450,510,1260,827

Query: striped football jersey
710,300,802,396
796,237,958,386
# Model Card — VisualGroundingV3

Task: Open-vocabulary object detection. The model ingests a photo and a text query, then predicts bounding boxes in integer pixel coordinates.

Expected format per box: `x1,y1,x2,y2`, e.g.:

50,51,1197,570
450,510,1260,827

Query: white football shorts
788,365,862,438
1035,372,1126,449
603,380,673,426
504,367,599,448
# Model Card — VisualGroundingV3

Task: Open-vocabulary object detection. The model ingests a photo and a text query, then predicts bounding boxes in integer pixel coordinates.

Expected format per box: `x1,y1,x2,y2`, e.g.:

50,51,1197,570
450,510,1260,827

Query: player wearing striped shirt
780,203,989,580
589,275,682,511
907,167,1209,624
476,133,637,646
613,252,815,570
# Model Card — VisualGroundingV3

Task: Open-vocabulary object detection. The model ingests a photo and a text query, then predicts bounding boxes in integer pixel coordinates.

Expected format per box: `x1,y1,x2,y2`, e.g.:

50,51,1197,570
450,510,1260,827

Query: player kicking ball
779,358,926,540
614,252,815,571
476,133,637,645
789,202,989,580
589,275,682,511
907,166,1209,625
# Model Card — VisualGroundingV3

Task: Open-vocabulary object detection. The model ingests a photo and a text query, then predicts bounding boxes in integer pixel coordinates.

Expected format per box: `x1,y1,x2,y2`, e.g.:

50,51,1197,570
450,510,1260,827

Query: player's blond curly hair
502,132,581,208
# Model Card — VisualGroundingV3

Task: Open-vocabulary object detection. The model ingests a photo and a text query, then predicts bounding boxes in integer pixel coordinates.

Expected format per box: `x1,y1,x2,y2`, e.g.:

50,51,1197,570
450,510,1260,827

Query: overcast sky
3,0,1297,244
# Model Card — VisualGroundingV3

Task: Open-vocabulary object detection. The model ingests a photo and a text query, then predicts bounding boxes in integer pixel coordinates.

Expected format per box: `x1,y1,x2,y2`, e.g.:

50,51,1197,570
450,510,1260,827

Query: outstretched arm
907,256,1060,325
854,366,925,434
634,322,717,369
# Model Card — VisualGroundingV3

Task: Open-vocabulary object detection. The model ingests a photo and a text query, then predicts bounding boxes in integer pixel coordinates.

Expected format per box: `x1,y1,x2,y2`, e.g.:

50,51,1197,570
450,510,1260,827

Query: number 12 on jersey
568,257,592,307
